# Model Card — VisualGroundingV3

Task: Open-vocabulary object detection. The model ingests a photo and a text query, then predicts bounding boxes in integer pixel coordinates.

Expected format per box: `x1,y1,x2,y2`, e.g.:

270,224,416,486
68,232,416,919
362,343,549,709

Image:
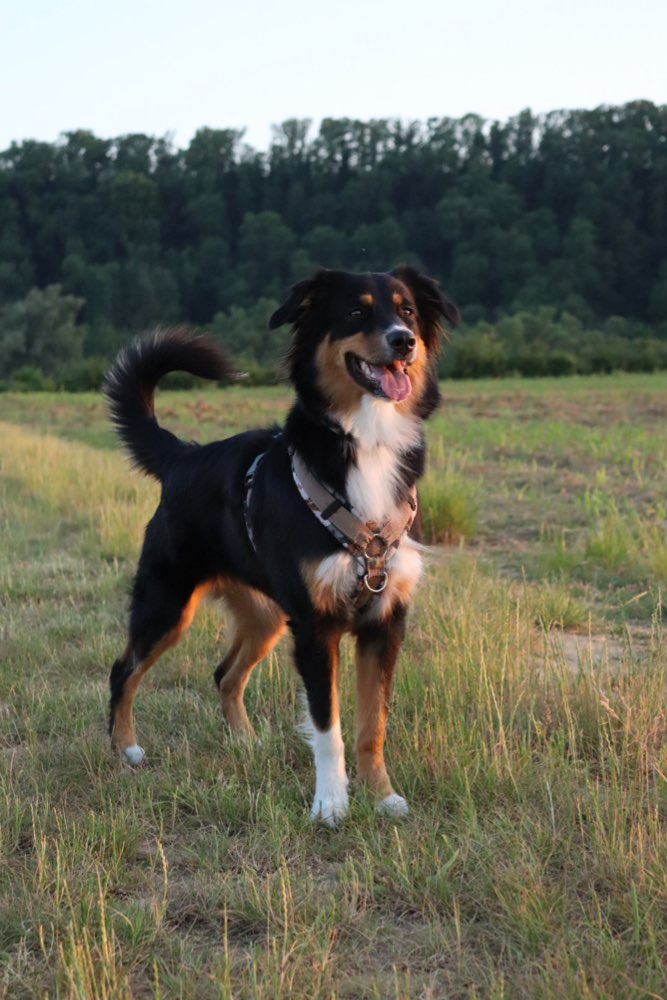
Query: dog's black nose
387,328,416,358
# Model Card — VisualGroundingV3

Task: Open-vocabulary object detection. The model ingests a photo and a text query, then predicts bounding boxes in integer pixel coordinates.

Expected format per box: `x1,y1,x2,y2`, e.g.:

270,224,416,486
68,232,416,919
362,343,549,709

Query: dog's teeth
361,361,373,377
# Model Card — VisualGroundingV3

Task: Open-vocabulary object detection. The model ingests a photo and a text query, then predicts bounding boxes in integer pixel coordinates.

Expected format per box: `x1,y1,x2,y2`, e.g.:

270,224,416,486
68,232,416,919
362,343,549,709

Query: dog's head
271,267,459,419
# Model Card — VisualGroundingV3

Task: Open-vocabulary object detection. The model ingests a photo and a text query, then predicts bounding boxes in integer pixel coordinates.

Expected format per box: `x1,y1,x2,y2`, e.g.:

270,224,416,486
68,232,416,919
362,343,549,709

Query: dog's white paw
310,788,349,827
122,744,145,767
303,715,349,827
377,793,409,817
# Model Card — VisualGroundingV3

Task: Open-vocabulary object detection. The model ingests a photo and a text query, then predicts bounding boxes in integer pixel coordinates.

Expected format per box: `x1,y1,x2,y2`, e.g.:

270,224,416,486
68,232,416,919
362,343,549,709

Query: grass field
1,373,666,998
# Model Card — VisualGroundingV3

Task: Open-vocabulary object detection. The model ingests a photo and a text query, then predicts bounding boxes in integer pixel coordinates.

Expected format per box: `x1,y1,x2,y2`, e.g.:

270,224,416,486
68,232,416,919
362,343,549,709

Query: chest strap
290,449,417,608
243,440,417,610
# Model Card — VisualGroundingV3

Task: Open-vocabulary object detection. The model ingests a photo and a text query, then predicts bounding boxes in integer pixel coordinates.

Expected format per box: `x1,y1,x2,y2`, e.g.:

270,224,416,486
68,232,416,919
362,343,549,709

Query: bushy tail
103,328,236,481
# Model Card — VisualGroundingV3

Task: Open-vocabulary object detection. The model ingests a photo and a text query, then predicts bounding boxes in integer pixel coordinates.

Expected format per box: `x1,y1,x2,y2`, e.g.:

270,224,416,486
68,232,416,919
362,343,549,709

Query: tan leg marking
217,583,286,733
355,642,395,801
111,584,211,753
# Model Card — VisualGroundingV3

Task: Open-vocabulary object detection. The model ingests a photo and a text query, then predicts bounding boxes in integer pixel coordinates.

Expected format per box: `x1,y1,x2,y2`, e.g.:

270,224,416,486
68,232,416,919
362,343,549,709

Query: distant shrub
232,358,278,386
622,338,667,372
160,370,208,390
7,365,55,391
545,350,580,375
60,356,109,391
442,309,667,379
0,285,84,379
443,331,509,379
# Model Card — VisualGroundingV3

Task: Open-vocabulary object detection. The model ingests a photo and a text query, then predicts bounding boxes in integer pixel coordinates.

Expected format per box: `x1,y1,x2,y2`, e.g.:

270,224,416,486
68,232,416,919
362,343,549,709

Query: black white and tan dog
104,266,459,824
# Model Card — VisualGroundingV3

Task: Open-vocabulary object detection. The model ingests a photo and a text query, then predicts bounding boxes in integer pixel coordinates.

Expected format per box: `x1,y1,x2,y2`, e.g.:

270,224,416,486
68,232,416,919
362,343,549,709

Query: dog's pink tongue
375,363,411,402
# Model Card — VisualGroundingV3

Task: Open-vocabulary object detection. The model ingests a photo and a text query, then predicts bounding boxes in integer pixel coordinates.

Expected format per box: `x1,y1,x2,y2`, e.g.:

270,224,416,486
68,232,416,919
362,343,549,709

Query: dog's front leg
355,605,409,816
292,619,349,826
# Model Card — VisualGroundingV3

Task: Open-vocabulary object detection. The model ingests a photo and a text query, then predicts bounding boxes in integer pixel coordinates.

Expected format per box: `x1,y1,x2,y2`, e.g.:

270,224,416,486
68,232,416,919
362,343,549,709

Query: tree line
1,101,666,387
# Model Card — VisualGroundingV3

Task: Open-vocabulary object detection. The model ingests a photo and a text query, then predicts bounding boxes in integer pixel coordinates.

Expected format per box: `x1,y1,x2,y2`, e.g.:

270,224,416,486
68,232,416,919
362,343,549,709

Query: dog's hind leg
292,619,349,825
355,605,409,816
109,580,209,765
214,583,286,734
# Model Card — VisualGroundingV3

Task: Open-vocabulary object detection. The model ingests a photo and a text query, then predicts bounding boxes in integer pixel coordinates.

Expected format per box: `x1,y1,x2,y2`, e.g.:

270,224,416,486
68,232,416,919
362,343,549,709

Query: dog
104,266,459,824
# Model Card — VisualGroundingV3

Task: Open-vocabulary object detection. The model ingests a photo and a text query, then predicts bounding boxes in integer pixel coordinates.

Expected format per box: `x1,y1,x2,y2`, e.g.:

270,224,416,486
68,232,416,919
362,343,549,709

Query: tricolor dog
104,266,459,824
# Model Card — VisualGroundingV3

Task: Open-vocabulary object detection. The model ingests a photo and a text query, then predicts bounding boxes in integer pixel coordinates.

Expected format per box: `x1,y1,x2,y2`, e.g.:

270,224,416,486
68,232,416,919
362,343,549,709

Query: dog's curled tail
103,328,236,481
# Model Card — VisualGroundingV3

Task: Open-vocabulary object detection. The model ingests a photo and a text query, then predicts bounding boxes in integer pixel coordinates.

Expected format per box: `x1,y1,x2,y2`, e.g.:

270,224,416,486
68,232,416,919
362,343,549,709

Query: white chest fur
313,539,423,619
309,398,423,617
341,397,421,524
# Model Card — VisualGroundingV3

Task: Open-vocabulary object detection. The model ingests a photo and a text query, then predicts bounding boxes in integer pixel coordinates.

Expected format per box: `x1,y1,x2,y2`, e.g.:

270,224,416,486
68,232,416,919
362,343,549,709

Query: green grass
1,374,667,997
419,461,479,544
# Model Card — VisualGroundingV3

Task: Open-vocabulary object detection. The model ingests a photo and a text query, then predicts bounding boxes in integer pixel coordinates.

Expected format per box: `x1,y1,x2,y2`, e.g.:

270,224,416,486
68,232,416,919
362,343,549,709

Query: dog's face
271,267,459,418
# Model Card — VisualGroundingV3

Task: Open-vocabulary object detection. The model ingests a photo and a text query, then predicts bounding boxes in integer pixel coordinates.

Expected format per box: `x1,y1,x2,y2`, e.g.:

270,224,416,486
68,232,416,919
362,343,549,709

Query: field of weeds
1,373,666,998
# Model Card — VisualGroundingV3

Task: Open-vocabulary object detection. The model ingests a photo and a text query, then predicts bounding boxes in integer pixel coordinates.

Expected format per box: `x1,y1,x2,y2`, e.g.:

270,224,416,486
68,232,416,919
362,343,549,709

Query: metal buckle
363,571,388,593
364,532,388,557
362,532,389,593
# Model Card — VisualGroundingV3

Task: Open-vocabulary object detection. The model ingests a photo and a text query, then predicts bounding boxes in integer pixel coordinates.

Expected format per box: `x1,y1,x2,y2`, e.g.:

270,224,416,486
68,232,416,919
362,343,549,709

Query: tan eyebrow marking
360,294,374,306
392,292,403,307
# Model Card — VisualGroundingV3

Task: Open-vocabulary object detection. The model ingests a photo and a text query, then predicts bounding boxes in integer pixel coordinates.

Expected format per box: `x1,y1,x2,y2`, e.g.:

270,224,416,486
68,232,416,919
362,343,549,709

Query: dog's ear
270,271,330,329
390,265,460,349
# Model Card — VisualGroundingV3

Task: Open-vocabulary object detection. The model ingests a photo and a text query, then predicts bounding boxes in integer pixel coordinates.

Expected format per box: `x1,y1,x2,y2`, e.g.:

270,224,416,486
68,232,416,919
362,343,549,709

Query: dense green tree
212,297,282,374
0,285,84,377
1,102,667,384
301,225,348,269
649,261,667,323
110,171,159,248
236,211,297,297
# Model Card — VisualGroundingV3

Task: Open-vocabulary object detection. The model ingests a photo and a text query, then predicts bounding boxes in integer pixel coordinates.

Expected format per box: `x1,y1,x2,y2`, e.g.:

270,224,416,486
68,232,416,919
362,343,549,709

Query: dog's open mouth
345,354,412,402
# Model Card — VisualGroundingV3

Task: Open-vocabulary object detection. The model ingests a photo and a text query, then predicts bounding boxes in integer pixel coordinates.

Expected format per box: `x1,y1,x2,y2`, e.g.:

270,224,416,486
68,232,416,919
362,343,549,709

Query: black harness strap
242,434,417,612
243,431,283,549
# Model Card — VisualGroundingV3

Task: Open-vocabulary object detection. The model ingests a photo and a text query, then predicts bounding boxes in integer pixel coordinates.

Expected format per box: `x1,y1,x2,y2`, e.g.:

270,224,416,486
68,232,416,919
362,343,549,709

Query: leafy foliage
0,285,84,384
442,309,667,378
1,103,667,383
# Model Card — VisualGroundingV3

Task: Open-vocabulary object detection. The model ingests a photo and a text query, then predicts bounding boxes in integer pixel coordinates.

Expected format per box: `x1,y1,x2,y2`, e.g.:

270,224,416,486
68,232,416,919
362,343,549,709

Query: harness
243,433,418,610
242,431,283,550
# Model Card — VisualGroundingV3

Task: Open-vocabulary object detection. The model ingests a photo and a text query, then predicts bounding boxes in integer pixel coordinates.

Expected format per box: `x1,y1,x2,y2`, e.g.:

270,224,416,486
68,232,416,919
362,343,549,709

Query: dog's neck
285,396,424,522
341,398,422,523
288,395,420,449
337,395,421,453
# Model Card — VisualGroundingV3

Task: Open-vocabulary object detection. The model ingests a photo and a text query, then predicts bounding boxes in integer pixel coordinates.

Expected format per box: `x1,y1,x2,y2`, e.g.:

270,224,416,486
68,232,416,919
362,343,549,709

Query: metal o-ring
363,572,388,593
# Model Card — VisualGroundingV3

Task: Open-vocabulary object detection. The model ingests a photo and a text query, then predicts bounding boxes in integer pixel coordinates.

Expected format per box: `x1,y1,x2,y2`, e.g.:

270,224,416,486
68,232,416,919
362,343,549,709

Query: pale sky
2,0,666,153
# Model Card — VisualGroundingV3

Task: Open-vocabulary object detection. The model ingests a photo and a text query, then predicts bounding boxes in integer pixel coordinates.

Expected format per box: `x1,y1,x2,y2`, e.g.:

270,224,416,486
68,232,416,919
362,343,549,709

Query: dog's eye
348,308,364,320
401,306,414,318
